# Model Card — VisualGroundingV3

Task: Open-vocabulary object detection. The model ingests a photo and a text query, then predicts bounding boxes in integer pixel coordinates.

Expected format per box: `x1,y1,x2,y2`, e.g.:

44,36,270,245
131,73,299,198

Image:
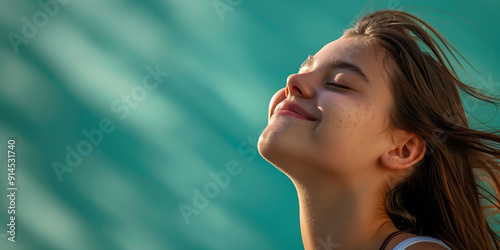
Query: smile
273,100,317,121
275,110,312,120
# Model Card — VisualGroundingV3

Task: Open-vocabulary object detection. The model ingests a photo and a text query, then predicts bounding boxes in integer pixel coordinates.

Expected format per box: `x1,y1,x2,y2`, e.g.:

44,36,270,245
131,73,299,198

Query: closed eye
326,82,350,90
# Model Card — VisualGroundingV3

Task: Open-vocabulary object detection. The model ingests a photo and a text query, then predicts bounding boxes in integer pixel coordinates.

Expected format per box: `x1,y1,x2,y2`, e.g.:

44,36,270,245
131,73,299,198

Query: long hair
343,10,500,249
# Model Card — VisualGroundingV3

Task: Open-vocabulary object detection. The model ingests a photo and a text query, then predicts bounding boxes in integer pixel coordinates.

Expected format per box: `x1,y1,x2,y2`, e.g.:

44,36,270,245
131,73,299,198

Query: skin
257,37,445,249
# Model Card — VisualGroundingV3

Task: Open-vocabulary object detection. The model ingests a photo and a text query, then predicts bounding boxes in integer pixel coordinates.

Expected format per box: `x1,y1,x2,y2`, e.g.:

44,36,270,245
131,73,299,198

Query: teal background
0,0,499,249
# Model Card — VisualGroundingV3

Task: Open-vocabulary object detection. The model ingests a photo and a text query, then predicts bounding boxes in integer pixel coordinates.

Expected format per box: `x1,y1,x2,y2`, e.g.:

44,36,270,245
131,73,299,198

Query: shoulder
405,241,450,250
391,234,451,250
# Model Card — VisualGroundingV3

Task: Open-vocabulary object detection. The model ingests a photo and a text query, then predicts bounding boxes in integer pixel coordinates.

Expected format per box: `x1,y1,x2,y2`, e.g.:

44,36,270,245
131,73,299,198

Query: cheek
313,96,379,165
319,95,373,133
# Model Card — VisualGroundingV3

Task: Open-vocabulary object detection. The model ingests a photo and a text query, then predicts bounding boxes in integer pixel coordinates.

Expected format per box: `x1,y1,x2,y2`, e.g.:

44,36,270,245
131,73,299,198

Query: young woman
258,10,500,249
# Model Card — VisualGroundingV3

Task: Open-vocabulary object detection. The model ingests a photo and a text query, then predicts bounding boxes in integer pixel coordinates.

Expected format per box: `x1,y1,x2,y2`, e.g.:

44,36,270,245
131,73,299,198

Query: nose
285,73,314,99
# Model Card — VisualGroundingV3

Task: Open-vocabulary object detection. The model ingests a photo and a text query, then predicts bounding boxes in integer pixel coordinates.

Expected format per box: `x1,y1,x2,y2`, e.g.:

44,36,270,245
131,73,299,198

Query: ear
381,131,427,170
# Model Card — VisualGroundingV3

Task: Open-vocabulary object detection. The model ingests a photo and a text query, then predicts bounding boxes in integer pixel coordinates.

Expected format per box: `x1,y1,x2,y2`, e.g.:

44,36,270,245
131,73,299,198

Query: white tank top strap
392,236,452,250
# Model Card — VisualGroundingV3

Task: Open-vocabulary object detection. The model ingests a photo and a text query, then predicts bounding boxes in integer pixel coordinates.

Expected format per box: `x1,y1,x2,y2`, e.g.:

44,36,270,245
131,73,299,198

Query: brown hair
343,10,500,249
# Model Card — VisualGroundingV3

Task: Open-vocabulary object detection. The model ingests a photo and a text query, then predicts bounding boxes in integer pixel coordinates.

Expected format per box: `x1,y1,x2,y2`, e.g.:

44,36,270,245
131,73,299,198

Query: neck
291,174,399,250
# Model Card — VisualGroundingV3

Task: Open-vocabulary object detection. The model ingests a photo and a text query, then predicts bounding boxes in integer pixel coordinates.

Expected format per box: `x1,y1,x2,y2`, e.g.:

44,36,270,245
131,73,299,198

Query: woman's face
258,36,396,182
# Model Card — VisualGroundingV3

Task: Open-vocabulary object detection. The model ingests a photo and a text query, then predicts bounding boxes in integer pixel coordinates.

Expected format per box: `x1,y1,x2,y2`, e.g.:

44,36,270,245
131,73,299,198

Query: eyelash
326,82,350,90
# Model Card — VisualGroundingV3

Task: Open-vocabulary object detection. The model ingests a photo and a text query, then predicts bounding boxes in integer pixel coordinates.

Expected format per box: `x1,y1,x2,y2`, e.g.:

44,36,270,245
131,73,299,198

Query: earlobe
381,133,427,170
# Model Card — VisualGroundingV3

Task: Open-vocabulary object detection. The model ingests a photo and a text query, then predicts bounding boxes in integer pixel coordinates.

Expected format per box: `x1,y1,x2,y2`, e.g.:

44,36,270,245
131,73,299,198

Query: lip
273,100,317,121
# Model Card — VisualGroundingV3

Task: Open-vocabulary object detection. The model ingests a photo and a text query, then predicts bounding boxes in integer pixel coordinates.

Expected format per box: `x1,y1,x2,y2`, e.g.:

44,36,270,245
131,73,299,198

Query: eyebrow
299,55,369,83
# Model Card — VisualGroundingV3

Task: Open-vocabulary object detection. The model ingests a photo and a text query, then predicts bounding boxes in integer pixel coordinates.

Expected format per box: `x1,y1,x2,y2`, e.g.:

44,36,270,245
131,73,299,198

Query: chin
257,125,279,164
257,124,312,177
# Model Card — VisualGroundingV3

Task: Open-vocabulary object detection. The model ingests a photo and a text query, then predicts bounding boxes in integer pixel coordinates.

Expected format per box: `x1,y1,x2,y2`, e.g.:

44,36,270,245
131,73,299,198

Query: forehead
311,37,391,84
